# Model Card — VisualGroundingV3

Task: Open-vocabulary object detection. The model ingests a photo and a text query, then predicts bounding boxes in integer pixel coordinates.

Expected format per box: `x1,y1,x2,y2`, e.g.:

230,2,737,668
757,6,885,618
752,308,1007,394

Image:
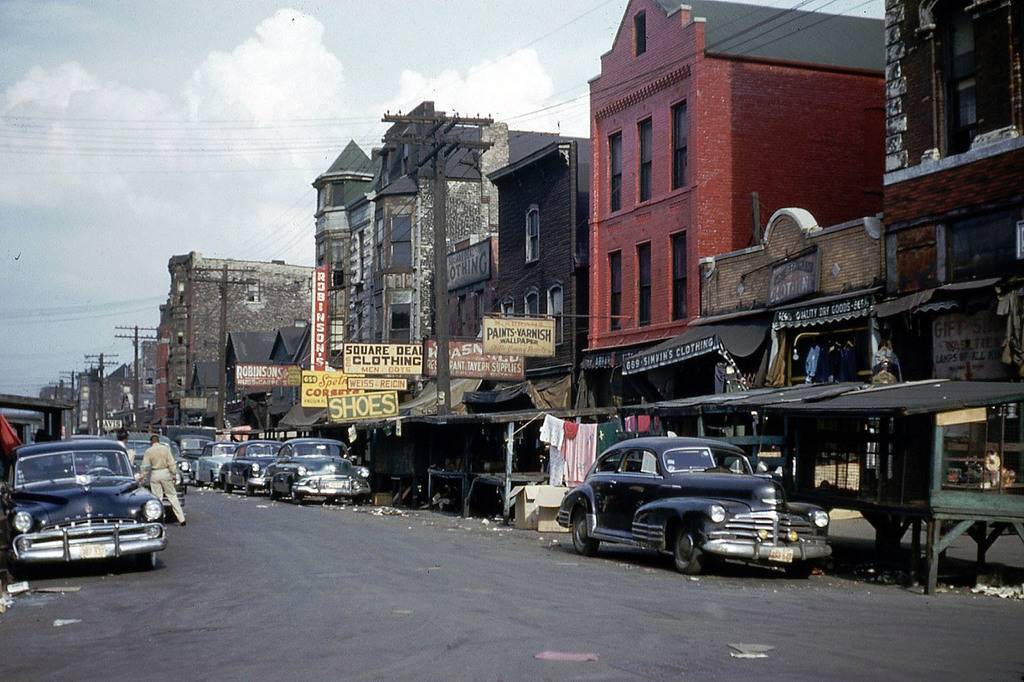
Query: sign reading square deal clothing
342,343,423,376
482,316,555,357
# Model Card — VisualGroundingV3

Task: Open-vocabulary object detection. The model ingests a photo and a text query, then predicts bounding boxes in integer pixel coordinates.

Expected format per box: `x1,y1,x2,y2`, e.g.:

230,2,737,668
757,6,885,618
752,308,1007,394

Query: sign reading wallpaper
482,316,555,357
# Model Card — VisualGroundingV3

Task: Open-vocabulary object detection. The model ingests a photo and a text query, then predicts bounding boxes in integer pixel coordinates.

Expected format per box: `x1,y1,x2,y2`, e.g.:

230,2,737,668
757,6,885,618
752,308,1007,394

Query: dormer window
634,12,646,56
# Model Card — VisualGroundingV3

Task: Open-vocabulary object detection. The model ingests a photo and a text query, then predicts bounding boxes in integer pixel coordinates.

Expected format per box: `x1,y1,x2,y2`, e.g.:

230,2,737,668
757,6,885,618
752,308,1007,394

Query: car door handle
666,484,681,489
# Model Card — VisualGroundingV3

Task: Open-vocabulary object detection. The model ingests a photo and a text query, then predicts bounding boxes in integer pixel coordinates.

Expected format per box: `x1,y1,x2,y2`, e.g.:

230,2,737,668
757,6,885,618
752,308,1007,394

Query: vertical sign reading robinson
310,265,329,371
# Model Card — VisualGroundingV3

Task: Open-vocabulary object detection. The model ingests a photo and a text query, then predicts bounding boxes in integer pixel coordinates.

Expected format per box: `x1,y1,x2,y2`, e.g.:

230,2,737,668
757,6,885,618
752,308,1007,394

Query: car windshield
663,448,717,473
242,443,279,458
291,443,343,458
14,450,133,488
180,438,208,450
206,443,237,457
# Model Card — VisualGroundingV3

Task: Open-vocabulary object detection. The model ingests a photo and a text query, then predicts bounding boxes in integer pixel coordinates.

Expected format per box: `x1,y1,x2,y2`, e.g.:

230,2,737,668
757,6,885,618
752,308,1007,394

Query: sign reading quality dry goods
328,391,399,422
343,343,423,376
235,363,301,388
425,339,524,380
482,316,555,357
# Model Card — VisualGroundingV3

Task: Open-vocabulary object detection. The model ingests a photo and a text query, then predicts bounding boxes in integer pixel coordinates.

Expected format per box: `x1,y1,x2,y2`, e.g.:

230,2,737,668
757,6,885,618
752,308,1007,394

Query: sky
0,0,884,395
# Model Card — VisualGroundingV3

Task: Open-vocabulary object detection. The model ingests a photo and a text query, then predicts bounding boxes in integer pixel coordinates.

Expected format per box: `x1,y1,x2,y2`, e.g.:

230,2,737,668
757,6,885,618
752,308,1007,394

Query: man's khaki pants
150,469,186,524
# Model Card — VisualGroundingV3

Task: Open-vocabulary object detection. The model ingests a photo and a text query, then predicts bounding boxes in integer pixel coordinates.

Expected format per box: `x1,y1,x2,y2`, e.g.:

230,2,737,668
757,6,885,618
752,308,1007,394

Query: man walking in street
116,429,136,465
139,434,186,526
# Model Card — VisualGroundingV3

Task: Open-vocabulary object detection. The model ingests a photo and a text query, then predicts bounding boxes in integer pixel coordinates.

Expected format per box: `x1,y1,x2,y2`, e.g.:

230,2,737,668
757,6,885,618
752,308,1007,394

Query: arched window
524,289,540,316
501,298,515,316
547,284,564,345
525,206,540,263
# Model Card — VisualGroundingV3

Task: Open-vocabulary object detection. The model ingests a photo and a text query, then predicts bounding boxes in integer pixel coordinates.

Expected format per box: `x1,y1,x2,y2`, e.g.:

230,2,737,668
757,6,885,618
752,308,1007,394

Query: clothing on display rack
804,343,821,384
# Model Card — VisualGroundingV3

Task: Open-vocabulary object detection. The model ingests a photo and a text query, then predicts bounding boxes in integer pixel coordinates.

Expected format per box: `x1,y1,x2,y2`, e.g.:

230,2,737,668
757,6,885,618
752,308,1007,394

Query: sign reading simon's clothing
768,251,819,305
623,335,721,375
447,239,491,291
772,295,873,330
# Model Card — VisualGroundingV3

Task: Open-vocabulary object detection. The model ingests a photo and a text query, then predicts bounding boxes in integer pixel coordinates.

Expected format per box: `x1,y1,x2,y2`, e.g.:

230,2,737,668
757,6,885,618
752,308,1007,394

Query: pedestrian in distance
139,434,186,526
116,429,136,465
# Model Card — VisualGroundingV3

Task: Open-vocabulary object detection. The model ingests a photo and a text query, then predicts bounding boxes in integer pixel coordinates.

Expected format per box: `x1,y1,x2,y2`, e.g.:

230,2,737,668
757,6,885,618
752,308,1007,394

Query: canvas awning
873,278,1000,318
399,378,482,417
622,323,768,376
277,404,326,428
771,287,880,330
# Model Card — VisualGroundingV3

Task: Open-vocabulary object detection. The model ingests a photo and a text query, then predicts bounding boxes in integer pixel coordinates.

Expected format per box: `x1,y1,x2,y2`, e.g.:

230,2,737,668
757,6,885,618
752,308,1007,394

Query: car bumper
702,538,831,562
12,522,167,563
293,477,370,498
247,476,269,488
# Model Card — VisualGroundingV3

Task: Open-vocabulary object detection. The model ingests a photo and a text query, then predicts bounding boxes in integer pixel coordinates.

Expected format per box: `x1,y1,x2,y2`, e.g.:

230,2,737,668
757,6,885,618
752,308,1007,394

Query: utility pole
60,371,78,434
115,325,158,428
84,353,118,434
191,264,257,430
381,108,493,415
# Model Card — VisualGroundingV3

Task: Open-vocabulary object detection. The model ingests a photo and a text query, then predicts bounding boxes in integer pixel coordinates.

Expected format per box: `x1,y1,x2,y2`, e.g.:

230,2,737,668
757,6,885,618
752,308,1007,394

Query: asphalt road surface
1,490,1022,681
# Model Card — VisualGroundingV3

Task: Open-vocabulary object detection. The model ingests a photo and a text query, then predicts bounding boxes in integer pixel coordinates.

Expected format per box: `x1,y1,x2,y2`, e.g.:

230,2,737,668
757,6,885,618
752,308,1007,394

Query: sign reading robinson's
328,391,399,422
425,339,524,380
310,265,329,371
343,343,423,376
235,363,301,388
300,371,360,408
482,316,555,357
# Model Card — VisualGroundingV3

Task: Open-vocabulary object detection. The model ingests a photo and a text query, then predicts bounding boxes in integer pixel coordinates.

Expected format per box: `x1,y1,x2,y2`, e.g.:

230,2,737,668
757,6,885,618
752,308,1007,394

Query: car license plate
328,481,349,491
768,547,794,563
78,543,110,559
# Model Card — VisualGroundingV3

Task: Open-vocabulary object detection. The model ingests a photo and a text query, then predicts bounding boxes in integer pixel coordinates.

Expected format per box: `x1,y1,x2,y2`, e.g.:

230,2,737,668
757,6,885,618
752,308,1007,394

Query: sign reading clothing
623,335,721,375
425,339,524,380
328,391,399,422
310,265,329,371
482,316,555,357
772,295,872,330
343,343,423,376
768,251,819,305
447,239,491,291
235,363,301,388
300,371,360,408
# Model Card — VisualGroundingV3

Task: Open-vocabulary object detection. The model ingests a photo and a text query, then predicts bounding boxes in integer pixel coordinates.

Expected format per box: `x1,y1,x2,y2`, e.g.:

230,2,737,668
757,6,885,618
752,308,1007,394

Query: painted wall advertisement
447,239,491,291
310,265,329,371
342,343,423,376
328,391,399,422
768,250,819,305
235,363,301,388
425,339,524,380
300,371,360,408
932,309,1012,380
482,316,555,357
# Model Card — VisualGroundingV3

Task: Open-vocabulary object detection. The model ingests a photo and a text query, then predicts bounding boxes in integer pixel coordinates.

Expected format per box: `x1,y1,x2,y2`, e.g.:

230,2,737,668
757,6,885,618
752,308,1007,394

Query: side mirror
756,461,768,474
773,466,784,479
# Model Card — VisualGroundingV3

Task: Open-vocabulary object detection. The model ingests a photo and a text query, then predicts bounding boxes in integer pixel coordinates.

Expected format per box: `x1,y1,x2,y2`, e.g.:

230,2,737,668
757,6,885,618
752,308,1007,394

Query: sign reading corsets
447,239,491,291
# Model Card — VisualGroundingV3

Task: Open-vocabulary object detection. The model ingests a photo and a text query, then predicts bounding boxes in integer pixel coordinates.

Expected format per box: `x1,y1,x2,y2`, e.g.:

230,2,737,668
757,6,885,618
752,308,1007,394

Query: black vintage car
4,439,167,570
557,437,831,576
175,435,213,484
266,438,370,504
221,440,282,496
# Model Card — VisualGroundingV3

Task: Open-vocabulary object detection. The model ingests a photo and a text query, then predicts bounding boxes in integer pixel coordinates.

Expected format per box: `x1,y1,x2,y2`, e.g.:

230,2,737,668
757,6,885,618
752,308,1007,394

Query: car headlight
812,510,830,528
709,505,727,524
357,467,370,479
143,499,163,521
251,463,260,474
13,511,33,533
297,466,307,477
179,461,191,472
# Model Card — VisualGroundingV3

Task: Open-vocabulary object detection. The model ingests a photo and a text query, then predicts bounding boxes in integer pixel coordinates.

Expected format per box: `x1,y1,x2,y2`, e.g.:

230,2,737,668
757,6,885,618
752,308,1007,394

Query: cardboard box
509,485,569,533
372,492,393,506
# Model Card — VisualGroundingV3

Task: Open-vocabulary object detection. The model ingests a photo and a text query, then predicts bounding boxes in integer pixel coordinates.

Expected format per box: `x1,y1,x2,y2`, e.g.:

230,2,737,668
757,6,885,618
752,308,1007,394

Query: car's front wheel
571,507,599,557
135,552,157,571
223,478,233,494
290,486,303,504
672,526,704,575
245,483,255,497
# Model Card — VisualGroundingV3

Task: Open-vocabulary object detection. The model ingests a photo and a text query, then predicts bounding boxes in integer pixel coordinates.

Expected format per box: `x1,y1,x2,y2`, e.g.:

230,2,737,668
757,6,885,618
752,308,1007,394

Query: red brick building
584,0,885,402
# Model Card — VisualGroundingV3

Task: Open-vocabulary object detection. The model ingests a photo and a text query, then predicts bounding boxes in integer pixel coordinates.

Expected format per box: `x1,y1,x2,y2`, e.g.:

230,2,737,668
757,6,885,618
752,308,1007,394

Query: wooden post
911,518,922,586
925,518,939,595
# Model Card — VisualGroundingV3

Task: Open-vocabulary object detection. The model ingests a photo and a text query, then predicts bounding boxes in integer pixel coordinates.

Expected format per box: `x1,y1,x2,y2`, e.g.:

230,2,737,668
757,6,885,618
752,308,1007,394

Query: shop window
637,243,651,327
525,289,540,316
548,284,564,345
390,215,412,269
609,132,622,212
948,209,1019,281
609,251,622,331
389,303,410,342
634,11,646,56
638,118,652,203
672,233,687,320
944,5,977,154
525,206,540,263
940,404,1022,495
672,102,688,189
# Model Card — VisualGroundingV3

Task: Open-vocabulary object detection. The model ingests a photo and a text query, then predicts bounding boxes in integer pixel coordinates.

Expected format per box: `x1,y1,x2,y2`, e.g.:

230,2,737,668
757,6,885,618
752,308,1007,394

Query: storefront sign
180,397,208,411
424,339,524,380
235,363,301,388
932,309,1011,380
623,335,720,375
310,265,329,371
327,391,399,422
1017,220,1024,260
773,295,873,329
342,343,423,376
345,377,408,391
300,371,361,408
482,316,555,357
579,349,640,370
447,239,491,291
768,251,819,305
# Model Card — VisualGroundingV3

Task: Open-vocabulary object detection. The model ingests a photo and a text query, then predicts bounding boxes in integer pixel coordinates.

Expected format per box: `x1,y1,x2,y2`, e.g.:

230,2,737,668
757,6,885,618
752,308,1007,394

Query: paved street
1,491,1021,681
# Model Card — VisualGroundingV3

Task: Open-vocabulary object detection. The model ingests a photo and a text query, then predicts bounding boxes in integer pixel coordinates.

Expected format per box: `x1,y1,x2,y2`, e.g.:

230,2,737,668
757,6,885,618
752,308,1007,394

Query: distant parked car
196,441,238,488
175,435,213,484
221,440,282,496
4,439,166,571
557,437,831,577
266,438,370,504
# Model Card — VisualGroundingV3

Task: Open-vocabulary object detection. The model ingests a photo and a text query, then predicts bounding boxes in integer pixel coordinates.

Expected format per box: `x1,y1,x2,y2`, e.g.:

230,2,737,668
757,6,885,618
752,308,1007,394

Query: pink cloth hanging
564,423,599,487
563,420,579,440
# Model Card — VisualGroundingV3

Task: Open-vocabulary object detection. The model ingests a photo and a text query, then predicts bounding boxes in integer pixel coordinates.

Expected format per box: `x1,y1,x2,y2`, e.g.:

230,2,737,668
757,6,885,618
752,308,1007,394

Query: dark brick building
879,0,1024,382
586,0,885,401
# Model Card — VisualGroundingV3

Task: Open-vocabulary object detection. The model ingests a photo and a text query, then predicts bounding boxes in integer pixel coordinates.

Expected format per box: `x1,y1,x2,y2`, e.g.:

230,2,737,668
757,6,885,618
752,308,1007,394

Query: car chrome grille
720,511,814,543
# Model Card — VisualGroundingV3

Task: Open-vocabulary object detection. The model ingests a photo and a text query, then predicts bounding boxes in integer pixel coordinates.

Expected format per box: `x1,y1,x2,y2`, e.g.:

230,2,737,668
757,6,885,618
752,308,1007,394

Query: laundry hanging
564,423,598,487
539,414,565,449
549,445,566,487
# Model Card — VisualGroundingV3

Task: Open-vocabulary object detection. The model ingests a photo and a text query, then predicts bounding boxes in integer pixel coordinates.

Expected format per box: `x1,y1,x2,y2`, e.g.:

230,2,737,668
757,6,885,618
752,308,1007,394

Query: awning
873,278,1000,318
874,289,935,318
763,380,1024,417
464,382,531,406
399,378,482,416
277,404,326,428
622,323,768,376
772,288,879,330
940,277,1001,292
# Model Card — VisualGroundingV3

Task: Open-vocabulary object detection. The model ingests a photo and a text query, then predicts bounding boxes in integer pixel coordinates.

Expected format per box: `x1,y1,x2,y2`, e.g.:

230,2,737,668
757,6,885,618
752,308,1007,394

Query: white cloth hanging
539,414,565,449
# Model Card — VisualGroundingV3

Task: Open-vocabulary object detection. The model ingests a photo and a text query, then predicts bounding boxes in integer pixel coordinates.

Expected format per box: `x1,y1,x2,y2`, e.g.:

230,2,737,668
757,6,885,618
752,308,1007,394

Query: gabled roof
226,331,277,364
190,361,220,391
489,135,589,183
270,324,309,364
508,131,564,165
322,140,374,177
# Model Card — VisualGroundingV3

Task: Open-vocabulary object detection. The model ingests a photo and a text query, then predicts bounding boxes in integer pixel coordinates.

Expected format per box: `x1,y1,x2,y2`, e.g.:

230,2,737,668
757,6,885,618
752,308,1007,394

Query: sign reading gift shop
425,339,524,380
300,370,361,408
932,308,1012,380
310,265,329,371
342,343,423,376
623,335,721,375
482,316,555,357
235,363,301,388
327,391,399,422
447,239,491,291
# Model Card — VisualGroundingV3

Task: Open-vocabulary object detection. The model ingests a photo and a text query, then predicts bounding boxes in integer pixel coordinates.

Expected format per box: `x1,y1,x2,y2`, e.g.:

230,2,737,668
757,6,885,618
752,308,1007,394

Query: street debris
256,505,269,509
481,519,490,525
0,595,12,614
971,583,1024,599
728,643,775,659
6,581,30,595
853,563,908,586
688,576,700,582
535,651,599,662
52,619,82,627
354,506,407,517
34,586,82,594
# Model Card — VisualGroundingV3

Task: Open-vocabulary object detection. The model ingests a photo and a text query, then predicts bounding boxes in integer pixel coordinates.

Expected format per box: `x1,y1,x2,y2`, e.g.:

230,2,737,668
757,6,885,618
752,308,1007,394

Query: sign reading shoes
300,371,361,408
342,343,423,376
482,316,555,357
328,391,399,422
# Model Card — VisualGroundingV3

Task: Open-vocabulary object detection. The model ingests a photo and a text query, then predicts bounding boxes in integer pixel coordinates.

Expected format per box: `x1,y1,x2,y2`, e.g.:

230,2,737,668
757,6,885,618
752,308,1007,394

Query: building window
246,282,261,303
638,118,652,203
672,233,687,320
330,182,345,208
391,215,412,268
525,289,540,316
176,332,184,346
609,251,622,331
634,12,646,56
672,102,688,189
637,243,651,327
389,303,411,342
948,210,1019,281
318,187,328,211
375,216,384,272
501,298,515,316
525,206,540,263
945,7,976,154
548,284,564,345
609,132,622,212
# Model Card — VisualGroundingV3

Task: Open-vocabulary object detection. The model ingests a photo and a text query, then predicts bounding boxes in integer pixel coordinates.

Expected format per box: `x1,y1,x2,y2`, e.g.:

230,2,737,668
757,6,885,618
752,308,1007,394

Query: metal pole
97,353,105,434
132,326,141,427
504,421,514,523
216,264,229,430
433,137,451,415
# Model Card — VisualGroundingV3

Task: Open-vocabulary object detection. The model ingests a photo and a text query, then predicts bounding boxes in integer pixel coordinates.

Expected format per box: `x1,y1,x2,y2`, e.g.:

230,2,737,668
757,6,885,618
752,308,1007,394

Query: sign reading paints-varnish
482,316,555,357
328,391,399,422
342,343,423,376
300,370,361,408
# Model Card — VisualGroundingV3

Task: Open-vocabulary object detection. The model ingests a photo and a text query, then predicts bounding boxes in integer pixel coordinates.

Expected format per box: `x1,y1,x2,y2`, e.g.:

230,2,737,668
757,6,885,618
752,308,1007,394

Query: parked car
175,435,213,484
195,441,239,488
4,439,166,571
221,440,282,496
266,438,370,504
125,438,189,500
556,437,831,577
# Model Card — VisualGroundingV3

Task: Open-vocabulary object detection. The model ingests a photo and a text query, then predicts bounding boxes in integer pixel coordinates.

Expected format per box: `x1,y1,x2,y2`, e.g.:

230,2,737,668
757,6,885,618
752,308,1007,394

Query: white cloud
3,61,98,112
